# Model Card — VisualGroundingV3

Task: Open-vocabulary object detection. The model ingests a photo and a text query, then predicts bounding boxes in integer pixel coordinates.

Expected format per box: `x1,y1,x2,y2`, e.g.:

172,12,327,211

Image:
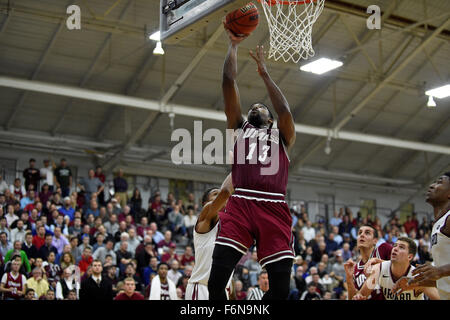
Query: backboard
160,0,250,44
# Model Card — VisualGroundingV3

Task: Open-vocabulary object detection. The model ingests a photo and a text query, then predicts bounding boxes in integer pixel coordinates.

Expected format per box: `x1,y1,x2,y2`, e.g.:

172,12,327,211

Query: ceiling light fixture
300,58,343,75
153,41,165,55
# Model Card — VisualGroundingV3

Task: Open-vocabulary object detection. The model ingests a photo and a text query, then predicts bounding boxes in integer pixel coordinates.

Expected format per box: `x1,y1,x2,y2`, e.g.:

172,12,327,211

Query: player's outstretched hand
352,293,367,300
344,258,355,276
364,258,383,276
249,45,268,77
410,263,441,284
223,20,248,46
392,276,410,295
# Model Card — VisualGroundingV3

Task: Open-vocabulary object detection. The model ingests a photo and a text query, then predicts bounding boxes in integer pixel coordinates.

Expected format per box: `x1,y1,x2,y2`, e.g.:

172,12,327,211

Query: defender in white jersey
185,173,234,300
406,172,450,299
353,237,439,300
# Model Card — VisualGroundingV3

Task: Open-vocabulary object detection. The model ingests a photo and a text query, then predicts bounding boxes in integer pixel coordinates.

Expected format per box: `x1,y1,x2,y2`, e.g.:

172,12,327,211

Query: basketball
225,2,259,36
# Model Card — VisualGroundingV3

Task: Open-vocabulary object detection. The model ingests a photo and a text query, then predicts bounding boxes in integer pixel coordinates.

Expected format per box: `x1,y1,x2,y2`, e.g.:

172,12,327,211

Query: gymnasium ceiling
0,0,449,195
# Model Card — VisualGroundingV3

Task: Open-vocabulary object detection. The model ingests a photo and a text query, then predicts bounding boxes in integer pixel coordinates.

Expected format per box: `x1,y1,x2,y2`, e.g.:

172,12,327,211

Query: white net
259,0,325,63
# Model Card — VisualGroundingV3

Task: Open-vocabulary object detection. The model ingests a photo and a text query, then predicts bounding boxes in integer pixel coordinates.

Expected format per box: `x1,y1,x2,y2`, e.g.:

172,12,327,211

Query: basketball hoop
258,0,325,63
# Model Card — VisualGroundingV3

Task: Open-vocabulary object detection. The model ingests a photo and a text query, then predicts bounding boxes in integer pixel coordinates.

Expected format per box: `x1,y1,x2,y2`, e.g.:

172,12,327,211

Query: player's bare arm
354,263,381,299
344,258,357,300
364,257,384,276
196,173,233,233
393,276,440,299
222,24,247,130
408,263,450,287
249,45,296,150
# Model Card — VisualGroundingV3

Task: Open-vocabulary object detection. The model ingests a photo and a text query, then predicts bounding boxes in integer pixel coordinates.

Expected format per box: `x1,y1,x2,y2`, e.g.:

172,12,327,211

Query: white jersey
186,220,232,300
431,210,450,300
188,221,220,286
378,261,423,300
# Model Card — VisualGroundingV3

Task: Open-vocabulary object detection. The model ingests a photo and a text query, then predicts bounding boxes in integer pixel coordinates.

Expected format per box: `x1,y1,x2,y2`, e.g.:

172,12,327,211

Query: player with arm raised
208,24,296,301
344,225,392,300
185,173,234,300
353,237,439,300
395,172,450,299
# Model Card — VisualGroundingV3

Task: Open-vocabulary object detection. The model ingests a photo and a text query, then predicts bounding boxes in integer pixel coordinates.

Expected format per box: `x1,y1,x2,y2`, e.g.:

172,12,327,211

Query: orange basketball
225,2,259,36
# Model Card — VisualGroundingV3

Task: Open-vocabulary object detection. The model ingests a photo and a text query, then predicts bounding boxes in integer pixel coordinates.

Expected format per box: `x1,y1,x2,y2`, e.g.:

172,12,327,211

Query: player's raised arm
344,259,357,300
249,45,296,150
196,173,233,233
222,24,247,130
354,263,381,299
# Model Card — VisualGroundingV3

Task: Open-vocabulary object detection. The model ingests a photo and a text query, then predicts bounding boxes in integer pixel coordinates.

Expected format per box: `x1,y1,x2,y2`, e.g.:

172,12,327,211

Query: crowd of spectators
0,157,435,300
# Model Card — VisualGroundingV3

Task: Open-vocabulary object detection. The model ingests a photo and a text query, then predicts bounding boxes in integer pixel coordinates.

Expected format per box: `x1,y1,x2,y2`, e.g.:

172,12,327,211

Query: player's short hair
359,224,378,238
157,262,169,270
201,187,219,205
397,237,417,256
124,277,135,284
249,102,274,120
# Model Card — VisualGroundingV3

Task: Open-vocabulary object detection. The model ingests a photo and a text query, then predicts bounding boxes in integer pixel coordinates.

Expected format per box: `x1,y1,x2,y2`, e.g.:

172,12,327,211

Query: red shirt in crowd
78,255,93,273
32,235,46,250
114,292,145,300
180,254,195,267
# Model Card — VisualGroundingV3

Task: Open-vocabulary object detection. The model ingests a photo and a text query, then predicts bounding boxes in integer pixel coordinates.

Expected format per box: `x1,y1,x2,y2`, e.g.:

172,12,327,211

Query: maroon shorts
216,193,295,268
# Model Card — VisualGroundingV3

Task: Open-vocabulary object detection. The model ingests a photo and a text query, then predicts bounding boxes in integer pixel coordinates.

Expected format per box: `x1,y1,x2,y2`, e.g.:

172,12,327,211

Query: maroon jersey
353,242,393,300
3,272,25,300
232,121,289,195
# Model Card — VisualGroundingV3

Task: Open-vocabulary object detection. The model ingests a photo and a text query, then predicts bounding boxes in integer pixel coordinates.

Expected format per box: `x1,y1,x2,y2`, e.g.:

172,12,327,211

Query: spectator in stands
129,187,143,218
44,289,56,300
167,259,183,285
78,247,93,276
338,214,353,236
302,220,315,243
43,251,61,289
0,231,12,258
58,197,75,222
5,204,18,228
23,158,40,192
26,267,49,299
148,262,177,300
59,252,75,270
157,230,175,255
113,169,128,208
93,239,116,265
136,241,155,276
104,213,119,238
150,222,164,244
179,245,194,270
54,158,72,198
0,259,26,300
247,270,269,300
79,169,104,208
168,204,185,239
92,233,105,253
4,240,31,273
20,190,35,210
56,267,80,300
52,227,69,255
21,232,37,265
149,194,163,221
183,207,197,242
341,242,352,261
80,259,113,300
85,199,100,218
116,240,132,274
331,251,345,281
243,249,262,287
325,232,339,255
403,215,417,236
10,219,26,244
38,234,57,261
10,178,26,201
118,205,134,224
301,282,321,300
115,277,144,300
142,256,158,287
136,216,151,238
40,159,55,192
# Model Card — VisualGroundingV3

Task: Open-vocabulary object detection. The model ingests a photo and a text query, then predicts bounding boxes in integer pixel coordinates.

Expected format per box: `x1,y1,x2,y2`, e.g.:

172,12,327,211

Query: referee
247,270,269,300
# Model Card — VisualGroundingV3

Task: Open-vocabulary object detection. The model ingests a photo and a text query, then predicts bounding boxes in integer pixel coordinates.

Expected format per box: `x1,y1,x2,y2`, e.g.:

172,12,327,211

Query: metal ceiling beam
292,0,401,121
291,17,450,171
384,116,450,178
1,75,450,156
100,25,225,170
0,9,12,33
51,0,134,136
4,19,64,130
324,41,445,171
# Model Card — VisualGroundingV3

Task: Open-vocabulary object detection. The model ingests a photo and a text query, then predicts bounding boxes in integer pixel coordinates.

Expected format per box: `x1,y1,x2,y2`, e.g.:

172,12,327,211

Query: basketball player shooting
207,22,296,300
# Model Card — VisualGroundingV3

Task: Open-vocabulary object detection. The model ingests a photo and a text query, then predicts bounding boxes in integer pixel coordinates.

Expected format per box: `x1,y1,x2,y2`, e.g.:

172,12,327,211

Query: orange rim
257,0,316,5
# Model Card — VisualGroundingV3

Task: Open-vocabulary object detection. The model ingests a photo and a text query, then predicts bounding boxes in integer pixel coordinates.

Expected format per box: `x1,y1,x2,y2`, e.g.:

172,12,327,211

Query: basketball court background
0,0,449,226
